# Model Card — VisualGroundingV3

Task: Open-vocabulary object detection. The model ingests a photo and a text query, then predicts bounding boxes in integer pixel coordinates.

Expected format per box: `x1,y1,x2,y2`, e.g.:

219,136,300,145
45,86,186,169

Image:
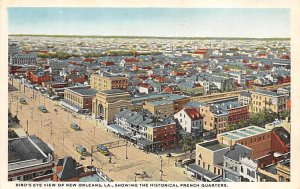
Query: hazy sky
8,8,290,38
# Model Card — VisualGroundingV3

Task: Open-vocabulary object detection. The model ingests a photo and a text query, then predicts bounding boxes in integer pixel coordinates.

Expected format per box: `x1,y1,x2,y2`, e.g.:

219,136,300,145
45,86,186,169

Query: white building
174,108,203,136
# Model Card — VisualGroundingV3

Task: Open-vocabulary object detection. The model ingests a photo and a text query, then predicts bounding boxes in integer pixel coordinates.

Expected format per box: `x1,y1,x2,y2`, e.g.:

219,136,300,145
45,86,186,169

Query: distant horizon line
8,34,290,40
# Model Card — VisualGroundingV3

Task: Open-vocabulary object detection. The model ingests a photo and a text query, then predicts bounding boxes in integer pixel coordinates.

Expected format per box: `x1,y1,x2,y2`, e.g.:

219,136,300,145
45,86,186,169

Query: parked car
50,95,60,100
19,98,27,104
76,145,87,156
70,122,80,131
38,105,47,113
96,144,109,156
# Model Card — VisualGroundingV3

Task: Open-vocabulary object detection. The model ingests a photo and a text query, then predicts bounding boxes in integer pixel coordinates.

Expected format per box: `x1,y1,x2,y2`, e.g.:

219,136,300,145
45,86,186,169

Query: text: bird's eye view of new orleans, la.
7,7,291,187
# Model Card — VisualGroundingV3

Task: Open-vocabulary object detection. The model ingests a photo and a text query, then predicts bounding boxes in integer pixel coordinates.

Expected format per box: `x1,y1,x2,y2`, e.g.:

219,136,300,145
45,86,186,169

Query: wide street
8,79,194,182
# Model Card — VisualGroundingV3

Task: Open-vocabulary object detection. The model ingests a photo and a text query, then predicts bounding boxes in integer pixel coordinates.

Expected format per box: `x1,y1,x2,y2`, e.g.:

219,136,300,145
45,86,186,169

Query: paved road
8,79,194,182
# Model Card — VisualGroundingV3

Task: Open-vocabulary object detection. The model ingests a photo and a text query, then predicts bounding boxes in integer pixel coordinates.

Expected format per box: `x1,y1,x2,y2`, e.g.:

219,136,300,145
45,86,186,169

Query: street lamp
134,173,140,182
159,156,163,181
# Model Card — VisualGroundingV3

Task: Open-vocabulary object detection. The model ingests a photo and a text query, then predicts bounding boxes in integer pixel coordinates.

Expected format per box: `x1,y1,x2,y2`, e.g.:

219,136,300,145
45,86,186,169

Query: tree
279,109,290,120
179,134,203,159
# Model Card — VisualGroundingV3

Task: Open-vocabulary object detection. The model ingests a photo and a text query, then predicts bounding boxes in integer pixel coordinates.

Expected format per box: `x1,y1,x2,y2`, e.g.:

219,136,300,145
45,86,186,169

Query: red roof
194,83,202,87
184,108,202,120
163,87,174,94
124,58,139,63
155,76,167,82
101,61,115,66
137,83,152,89
71,75,86,83
84,58,95,63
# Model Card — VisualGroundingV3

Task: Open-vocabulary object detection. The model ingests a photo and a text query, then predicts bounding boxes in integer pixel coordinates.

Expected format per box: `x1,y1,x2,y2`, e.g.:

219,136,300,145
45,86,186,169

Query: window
198,160,201,165
208,164,210,171
203,162,206,169
241,166,243,173
214,167,216,174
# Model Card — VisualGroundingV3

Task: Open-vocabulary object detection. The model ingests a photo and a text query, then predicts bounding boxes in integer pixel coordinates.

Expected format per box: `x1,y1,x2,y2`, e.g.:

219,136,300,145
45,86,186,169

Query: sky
8,8,290,38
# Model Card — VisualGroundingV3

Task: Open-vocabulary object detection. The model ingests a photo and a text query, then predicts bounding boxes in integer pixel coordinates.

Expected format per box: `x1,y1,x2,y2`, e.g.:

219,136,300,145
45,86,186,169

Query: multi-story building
90,73,128,91
174,108,203,137
27,70,52,85
10,53,37,65
145,118,177,151
143,100,174,119
251,89,288,114
187,139,229,181
217,126,272,159
239,91,252,106
33,156,112,182
199,100,249,134
113,109,177,151
225,102,249,124
199,104,228,134
92,89,131,124
223,144,257,182
8,135,53,181
188,125,280,182
61,86,97,113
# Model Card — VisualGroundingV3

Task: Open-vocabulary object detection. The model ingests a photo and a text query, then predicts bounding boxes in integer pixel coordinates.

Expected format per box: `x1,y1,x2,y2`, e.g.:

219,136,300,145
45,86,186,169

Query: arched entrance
98,104,105,119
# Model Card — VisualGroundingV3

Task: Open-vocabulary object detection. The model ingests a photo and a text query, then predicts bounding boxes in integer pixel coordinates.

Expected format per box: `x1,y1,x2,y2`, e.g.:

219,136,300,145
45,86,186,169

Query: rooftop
251,89,284,97
69,88,97,96
99,89,127,95
8,135,53,164
147,100,173,106
198,139,229,151
220,126,270,141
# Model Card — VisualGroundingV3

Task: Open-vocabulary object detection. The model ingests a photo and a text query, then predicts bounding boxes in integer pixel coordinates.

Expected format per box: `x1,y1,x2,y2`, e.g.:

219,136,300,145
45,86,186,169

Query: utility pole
62,130,65,154
16,96,19,116
125,140,128,159
50,121,53,135
26,120,28,135
32,87,34,100
93,125,96,137
159,156,163,181
90,146,94,166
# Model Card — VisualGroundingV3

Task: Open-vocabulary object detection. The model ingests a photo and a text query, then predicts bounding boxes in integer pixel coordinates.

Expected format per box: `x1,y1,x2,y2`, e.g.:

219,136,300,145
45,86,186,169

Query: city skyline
8,8,290,38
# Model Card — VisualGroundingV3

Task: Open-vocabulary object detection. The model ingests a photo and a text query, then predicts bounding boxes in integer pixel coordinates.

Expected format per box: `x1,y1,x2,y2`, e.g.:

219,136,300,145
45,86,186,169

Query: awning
187,163,221,181
136,138,154,146
106,124,130,135
59,100,82,113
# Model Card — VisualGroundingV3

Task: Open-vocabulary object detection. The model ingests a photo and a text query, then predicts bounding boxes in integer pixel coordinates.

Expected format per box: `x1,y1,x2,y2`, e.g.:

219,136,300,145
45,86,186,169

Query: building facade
251,90,288,114
143,100,174,119
90,73,128,91
62,86,97,112
174,108,203,137
10,54,37,65
92,89,131,124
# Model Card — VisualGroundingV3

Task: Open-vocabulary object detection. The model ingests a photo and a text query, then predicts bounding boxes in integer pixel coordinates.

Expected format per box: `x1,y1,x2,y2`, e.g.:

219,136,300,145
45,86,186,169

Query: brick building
27,71,52,85
90,73,128,91
61,86,97,113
